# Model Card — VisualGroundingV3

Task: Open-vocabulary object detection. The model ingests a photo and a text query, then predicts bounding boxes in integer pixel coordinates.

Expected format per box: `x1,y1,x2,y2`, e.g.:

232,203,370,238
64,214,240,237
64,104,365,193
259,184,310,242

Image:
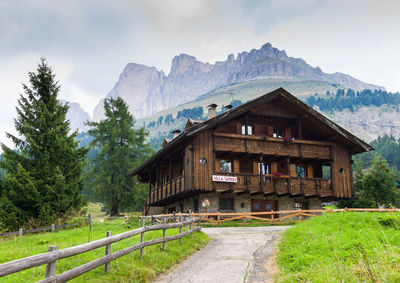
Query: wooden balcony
148,175,185,205
213,172,333,197
213,133,331,159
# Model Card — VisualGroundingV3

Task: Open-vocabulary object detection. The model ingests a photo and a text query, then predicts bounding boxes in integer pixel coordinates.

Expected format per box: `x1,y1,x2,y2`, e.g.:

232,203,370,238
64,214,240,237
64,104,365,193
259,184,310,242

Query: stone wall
148,192,322,214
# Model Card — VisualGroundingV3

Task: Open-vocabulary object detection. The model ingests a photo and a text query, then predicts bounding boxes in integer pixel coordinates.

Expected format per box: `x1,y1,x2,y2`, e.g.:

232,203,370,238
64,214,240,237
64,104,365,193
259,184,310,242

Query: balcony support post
160,161,163,200
259,153,264,192
298,120,302,139
169,156,172,197
286,156,291,194
148,168,152,204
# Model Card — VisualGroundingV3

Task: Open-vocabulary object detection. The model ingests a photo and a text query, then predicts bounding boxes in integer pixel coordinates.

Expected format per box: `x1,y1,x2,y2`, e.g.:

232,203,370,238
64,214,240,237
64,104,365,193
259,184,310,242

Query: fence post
51,224,55,232
151,215,154,225
162,218,166,251
271,210,275,221
45,246,57,279
105,231,112,273
173,211,176,223
179,215,183,245
19,228,23,237
140,217,145,260
344,207,348,213
243,212,247,225
189,209,192,236
217,212,220,225
299,209,303,221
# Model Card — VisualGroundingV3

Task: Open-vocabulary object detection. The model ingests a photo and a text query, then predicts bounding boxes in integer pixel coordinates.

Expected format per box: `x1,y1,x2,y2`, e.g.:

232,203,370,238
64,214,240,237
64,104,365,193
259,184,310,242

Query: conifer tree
0,58,88,230
86,97,152,215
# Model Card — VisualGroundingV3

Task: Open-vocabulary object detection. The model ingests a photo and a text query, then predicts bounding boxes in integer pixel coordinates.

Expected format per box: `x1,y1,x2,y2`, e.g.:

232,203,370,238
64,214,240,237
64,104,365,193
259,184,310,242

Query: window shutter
233,159,240,173
307,165,314,178
236,123,242,134
285,127,292,137
267,126,274,136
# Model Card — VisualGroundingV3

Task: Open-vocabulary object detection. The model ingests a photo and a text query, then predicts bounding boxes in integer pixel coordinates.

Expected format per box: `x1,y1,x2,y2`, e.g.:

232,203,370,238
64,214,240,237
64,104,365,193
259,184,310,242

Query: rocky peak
93,42,385,121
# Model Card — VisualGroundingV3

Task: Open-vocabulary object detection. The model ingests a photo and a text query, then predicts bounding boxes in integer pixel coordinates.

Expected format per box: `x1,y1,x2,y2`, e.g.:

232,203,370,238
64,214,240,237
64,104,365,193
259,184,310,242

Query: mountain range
91,43,384,122
64,42,400,147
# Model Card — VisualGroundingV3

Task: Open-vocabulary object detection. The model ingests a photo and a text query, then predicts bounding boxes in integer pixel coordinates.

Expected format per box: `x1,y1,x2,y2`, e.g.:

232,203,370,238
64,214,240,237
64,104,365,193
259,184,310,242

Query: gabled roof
130,87,372,176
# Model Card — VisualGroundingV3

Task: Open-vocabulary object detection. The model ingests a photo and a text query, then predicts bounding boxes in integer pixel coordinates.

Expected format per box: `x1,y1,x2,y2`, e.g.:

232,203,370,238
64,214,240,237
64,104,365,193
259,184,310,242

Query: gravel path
154,226,289,283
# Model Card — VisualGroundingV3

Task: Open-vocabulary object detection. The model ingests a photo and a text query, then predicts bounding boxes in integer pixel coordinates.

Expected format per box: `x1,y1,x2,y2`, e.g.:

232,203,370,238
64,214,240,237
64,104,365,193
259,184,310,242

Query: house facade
130,88,372,215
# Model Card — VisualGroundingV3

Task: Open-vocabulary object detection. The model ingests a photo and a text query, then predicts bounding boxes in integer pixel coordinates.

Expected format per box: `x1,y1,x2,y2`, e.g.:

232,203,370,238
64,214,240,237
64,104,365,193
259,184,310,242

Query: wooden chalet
130,88,372,215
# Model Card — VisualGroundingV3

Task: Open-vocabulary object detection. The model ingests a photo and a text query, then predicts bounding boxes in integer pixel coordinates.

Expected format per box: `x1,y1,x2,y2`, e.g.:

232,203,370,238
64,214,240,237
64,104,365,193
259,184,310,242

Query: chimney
172,129,181,139
207,104,218,119
225,104,233,111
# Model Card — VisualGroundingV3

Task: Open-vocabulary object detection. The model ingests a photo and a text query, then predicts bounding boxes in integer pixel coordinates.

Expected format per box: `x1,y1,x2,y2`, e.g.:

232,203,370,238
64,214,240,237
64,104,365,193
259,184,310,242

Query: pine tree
0,58,88,230
86,97,152,216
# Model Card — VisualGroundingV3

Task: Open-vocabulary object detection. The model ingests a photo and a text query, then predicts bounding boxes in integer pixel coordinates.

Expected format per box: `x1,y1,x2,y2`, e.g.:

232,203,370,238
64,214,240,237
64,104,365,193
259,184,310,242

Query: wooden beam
249,192,263,196
236,191,249,196
218,151,233,159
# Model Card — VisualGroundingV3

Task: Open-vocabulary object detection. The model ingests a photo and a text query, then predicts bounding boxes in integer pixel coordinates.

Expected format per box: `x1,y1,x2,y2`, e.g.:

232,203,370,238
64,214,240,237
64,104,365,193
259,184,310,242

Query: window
322,164,331,179
241,125,253,135
253,203,260,210
258,163,270,175
219,160,232,173
266,204,273,210
273,128,284,138
219,198,233,210
296,165,306,178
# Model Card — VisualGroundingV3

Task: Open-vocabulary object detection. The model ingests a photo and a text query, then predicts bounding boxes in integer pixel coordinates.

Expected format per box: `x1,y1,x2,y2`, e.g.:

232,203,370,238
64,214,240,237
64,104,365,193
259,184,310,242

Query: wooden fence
0,214,200,282
0,223,79,237
145,208,399,226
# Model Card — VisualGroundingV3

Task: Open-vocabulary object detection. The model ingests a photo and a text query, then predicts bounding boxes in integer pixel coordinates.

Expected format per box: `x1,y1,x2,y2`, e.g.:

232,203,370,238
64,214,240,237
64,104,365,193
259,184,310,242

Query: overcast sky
1,0,400,148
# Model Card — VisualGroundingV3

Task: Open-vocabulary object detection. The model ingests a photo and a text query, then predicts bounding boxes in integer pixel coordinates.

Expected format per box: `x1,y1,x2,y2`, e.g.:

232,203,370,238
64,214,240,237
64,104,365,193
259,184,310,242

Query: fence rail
144,208,399,225
0,214,200,282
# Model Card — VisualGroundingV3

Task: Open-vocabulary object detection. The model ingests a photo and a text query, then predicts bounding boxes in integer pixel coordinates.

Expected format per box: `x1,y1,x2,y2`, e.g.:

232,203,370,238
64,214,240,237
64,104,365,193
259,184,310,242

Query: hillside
93,42,384,121
136,82,400,150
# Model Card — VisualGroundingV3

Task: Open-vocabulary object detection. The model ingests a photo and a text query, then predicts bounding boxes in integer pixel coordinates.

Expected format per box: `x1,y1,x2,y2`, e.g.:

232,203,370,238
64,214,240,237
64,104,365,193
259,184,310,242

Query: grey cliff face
93,42,385,121
61,100,91,132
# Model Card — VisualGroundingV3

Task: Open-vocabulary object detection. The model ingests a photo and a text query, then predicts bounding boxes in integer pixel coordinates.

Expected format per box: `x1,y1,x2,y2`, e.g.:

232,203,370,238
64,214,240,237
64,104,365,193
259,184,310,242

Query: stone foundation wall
148,192,322,214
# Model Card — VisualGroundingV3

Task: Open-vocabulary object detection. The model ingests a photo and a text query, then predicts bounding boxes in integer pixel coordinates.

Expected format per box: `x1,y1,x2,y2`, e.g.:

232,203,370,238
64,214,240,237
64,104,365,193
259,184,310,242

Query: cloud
1,0,400,151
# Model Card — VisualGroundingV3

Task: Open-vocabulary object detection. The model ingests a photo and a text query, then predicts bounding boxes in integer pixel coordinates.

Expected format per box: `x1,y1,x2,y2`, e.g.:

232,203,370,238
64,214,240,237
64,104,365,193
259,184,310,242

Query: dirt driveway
154,226,289,283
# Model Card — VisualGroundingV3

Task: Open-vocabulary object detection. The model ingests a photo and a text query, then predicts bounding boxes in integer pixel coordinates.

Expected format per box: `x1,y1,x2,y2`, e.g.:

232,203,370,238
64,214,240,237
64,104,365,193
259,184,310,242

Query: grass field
0,218,209,282
277,212,400,282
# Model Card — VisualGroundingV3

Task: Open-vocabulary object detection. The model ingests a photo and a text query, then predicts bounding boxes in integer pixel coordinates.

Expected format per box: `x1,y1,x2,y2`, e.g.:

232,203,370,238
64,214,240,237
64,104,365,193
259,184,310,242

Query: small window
273,128,284,138
296,165,306,178
220,160,232,173
266,204,273,210
253,203,260,210
241,125,253,135
258,162,270,174
322,164,331,179
219,198,233,210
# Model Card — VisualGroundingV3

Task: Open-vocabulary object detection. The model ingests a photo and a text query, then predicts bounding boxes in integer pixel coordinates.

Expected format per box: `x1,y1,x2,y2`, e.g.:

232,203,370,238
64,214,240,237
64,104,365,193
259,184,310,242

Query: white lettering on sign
212,175,237,183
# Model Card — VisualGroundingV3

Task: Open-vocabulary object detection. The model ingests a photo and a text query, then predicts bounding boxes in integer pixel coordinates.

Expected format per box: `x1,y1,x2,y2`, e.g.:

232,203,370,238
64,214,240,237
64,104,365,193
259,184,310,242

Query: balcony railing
148,175,185,205
213,133,331,159
213,172,333,197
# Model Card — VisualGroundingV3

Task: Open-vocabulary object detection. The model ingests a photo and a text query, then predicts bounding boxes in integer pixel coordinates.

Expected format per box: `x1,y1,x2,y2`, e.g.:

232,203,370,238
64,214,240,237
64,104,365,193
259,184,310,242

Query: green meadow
0,218,209,282
277,212,400,282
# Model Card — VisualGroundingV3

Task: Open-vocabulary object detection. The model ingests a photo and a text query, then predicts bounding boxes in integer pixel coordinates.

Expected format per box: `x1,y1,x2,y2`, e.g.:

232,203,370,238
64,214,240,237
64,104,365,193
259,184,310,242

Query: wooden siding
184,142,193,191
214,133,331,160
332,144,352,198
193,129,213,191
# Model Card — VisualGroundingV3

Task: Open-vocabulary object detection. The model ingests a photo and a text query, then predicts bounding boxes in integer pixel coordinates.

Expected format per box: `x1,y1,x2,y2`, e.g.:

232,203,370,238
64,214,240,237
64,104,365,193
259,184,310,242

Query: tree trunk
109,173,119,216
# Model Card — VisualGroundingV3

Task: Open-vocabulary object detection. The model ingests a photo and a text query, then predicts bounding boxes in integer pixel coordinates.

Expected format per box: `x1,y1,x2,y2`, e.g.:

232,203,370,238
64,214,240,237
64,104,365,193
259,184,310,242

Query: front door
251,200,276,218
